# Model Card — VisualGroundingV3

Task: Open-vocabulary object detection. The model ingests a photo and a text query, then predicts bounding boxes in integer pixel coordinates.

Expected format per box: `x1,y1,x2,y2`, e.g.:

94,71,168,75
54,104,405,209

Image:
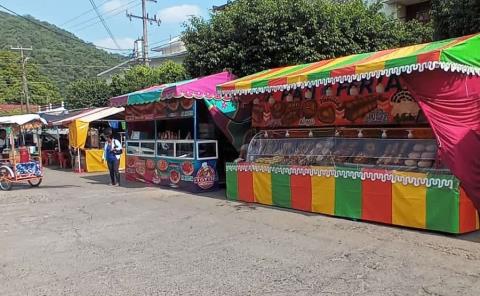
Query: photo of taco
169,169,181,184
157,159,168,171
317,105,336,124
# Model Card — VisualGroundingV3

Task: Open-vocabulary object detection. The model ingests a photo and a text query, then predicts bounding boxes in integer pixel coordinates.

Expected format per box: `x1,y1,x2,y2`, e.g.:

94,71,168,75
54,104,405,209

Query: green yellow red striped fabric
218,33,480,96
226,163,480,234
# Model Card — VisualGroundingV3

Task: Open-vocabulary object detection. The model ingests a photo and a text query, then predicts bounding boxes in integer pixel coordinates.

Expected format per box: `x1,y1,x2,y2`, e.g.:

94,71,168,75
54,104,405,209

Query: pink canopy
110,71,235,106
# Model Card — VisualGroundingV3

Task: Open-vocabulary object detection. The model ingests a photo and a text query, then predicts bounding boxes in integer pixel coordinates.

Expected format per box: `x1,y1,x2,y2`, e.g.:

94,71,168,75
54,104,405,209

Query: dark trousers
107,158,120,185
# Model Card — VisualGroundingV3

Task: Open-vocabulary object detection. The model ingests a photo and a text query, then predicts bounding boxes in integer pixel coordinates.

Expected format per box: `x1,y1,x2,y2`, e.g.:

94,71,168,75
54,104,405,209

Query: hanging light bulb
349,86,359,96
376,83,385,94
308,130,314,138
325,86,333,96
407,130,413,139
357,129,364,138
285,130,290,138
264,130,268,138
381,129,387,139
335,130,340,137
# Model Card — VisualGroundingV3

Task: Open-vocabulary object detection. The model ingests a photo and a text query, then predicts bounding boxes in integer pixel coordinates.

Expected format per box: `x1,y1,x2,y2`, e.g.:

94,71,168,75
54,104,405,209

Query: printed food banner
126,155,218,192
249,75,427,128
125,98,195,122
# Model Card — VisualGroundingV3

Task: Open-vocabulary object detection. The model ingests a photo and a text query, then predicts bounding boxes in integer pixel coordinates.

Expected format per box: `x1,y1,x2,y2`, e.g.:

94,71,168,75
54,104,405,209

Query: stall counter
84,149,126,173
226,163,480,234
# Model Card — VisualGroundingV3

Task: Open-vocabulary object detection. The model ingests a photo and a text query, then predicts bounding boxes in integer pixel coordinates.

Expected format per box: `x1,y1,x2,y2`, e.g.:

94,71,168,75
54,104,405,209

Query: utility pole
11,46,33,113
126,0,161,66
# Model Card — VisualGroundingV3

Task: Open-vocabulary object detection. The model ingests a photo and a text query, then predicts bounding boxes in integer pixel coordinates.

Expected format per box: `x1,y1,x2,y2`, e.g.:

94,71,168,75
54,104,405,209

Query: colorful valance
226,163,480,234
217,34,480,96
110,71,235,106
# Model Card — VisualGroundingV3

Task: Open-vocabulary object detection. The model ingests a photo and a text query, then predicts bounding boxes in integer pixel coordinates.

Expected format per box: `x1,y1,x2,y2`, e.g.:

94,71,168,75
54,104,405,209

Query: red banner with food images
249,75,427,128
125,98,195,122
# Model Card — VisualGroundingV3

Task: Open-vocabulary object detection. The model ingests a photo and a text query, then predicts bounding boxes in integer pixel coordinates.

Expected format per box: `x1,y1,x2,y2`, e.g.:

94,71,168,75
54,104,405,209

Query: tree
0,11,124,96
110,61,189,96
182,0,432,77
65,78,112,109
65,61,189,108
431,0,480,40
0,50,60,105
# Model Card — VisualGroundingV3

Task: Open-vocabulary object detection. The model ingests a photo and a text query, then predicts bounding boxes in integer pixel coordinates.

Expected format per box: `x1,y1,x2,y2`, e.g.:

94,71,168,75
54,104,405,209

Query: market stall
110,71,248,192
218,33,480,234
50,107,126,172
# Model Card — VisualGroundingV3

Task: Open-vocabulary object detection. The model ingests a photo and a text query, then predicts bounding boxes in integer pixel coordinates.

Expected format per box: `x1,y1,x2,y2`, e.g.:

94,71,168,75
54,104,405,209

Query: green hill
0,11,126,98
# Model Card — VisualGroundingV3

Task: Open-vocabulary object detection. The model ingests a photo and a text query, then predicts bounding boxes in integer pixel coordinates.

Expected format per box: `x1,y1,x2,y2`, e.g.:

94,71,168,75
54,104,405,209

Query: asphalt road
1,169,480,295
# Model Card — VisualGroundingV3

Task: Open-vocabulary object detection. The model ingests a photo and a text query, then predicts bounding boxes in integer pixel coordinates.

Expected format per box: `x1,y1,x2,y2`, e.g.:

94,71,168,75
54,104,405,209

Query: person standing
103,130,122,186
0,129,6,153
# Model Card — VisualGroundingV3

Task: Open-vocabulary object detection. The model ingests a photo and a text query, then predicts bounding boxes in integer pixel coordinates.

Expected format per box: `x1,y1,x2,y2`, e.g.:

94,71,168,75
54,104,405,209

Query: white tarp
0,114,47,126
51,107,124,126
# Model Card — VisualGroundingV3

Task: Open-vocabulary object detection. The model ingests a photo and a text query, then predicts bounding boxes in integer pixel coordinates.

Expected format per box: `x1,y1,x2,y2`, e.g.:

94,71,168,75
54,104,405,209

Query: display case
247,131,443,173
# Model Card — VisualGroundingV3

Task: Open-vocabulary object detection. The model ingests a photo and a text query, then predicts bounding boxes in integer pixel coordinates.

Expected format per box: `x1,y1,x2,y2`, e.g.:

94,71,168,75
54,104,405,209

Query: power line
0,4,132,52
88,0,121,49
70,0,138,31
0,56,132,68
60,0,111,26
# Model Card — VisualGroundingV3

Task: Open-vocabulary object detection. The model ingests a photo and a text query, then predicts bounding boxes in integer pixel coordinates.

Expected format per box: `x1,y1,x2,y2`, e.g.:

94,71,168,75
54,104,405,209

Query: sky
0,0,227,55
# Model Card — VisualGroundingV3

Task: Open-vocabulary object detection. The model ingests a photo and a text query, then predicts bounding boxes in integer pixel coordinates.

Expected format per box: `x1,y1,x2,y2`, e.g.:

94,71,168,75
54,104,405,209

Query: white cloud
102,0,128,13
94,37,135,51
158,4,202,24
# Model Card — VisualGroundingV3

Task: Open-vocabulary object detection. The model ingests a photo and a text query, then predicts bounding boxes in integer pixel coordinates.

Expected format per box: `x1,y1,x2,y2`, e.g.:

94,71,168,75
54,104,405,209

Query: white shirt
103,139,122,160
0,138,6,148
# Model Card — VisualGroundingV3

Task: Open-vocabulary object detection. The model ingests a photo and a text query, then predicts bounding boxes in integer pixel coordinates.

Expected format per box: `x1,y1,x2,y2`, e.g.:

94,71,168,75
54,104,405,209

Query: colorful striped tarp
218,34,480,96
226,163,479,234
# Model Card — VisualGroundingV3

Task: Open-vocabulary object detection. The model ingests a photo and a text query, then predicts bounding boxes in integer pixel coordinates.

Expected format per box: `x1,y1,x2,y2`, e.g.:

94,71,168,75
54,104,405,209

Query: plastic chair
58,152,68,168
41,151,49,167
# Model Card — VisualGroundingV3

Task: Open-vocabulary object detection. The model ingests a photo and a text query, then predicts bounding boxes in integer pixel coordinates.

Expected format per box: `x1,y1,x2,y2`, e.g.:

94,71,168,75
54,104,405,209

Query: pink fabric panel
403,70,480,210
173,71,235,99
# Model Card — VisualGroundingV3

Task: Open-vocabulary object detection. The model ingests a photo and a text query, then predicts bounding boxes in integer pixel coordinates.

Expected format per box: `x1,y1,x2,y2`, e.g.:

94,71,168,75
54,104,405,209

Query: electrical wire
60,0,111,26
69,0,138,31
87,0,121,50
74,1,140,32
0,4,132,52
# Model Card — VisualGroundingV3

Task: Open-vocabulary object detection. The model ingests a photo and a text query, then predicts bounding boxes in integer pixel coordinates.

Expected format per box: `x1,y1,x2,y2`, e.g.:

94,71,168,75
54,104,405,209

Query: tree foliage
65,78,112,109
431,0,480,40
182,0,432,77
0,11,125,96
110,61,189,96
0,50,60,105
66,61,189,108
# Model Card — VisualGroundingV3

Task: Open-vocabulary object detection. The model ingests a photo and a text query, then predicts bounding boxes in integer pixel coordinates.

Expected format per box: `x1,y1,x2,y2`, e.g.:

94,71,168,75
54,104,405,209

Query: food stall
50,107,126,172
218,33,480,234
110,71,245,192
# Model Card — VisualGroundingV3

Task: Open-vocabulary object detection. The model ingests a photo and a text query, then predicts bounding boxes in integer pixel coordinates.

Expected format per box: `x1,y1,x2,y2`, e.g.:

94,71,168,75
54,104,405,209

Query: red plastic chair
58,152,69,168
41,151,49,167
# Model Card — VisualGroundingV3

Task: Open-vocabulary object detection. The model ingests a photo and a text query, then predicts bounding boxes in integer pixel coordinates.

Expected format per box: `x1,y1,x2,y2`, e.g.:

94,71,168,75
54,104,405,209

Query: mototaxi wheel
0,166,13,191
28,178,43,187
